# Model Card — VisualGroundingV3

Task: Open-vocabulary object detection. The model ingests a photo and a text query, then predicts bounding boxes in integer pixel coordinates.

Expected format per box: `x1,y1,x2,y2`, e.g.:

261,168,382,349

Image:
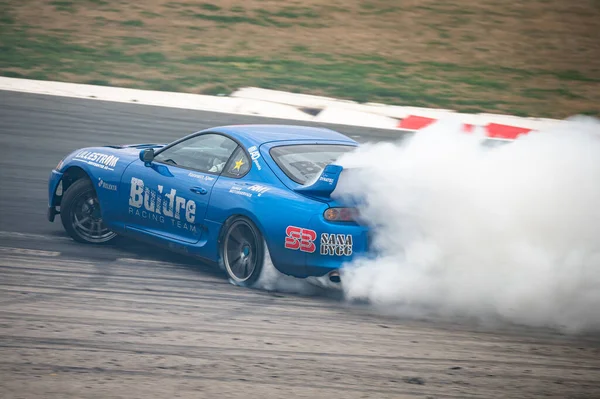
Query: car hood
104,143,165,151
99,143,165,160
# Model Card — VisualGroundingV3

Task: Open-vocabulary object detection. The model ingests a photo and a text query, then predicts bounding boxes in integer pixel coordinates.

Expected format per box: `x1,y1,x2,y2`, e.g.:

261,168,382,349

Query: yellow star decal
233,158,244,171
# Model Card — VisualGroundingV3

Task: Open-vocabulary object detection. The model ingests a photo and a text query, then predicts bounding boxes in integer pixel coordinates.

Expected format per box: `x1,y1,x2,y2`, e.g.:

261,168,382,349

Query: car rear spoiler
293,164,343,200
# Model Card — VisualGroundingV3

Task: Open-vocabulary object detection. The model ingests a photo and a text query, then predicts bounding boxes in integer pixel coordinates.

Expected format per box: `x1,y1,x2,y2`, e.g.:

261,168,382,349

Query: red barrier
397,115,436,130
485,123,531,140
397,114,532,140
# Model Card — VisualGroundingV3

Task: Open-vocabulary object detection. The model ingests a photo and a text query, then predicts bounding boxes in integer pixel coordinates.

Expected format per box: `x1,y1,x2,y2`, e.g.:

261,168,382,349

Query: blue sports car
48,125,369,287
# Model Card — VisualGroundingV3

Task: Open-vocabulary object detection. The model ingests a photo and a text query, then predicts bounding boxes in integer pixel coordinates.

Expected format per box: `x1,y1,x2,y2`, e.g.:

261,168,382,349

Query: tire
60,178,117,244
220,217,265,287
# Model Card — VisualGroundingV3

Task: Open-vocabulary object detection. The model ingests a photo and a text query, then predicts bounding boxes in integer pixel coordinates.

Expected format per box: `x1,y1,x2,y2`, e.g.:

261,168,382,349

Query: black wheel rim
224,221,259,283
71,192,116,243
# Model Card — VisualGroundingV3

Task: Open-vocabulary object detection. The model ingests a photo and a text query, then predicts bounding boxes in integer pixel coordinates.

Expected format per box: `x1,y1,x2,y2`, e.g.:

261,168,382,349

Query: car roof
206,124,357,145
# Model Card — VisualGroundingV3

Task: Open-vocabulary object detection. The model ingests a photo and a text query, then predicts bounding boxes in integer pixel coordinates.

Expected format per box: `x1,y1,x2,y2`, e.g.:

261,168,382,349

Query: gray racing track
0,91,599,399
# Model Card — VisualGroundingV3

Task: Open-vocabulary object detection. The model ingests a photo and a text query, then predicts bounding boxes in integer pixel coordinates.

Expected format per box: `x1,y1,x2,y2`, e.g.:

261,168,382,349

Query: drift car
48,125,368,286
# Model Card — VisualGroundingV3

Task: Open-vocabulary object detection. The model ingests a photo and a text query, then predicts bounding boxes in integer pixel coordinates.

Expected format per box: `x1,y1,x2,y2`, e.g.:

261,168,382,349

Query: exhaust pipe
305,270,342,289
328,270,341,284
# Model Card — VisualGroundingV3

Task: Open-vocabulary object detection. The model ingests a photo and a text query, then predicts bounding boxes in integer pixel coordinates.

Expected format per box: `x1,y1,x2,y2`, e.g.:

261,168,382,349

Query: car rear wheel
221,217,264,286
60,178,117,244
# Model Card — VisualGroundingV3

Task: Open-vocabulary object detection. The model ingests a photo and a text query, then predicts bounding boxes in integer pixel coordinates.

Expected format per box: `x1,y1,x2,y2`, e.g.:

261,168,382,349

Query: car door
120,133,238,243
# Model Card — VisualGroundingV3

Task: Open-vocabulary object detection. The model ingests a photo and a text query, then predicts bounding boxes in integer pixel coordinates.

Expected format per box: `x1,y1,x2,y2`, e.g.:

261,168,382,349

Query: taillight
324,207,358,222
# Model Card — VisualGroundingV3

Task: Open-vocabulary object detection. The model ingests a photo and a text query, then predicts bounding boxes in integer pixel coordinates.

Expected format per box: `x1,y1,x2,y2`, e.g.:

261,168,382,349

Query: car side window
154,133,238,174
222,147,250,178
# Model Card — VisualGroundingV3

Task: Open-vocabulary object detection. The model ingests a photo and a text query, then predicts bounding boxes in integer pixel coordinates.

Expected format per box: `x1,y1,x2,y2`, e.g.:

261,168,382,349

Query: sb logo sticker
284,226,317,253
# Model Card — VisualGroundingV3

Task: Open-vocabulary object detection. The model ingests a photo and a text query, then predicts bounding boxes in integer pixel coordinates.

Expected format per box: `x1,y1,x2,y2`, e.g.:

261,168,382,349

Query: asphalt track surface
0,91,599,399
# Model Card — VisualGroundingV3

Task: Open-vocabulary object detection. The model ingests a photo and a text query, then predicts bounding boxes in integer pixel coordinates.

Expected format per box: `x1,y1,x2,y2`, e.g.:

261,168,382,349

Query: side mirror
139,148,154,166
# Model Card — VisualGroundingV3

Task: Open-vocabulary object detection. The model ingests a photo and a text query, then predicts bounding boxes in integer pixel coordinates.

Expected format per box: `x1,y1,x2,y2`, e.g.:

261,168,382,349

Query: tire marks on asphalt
0,244,599,398
1,92,599,398
0,247,60,257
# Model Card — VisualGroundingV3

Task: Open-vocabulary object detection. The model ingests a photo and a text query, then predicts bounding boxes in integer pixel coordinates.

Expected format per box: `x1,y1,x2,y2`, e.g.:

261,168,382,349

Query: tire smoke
252,244,320,295
334,117,600,332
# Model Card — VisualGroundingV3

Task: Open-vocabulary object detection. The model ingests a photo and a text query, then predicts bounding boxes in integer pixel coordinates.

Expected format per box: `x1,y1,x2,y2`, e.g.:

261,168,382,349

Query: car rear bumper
303,219,370,277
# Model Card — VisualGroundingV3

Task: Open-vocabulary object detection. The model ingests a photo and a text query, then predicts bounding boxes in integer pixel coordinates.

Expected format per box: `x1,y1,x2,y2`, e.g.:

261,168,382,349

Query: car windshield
270,144,356,185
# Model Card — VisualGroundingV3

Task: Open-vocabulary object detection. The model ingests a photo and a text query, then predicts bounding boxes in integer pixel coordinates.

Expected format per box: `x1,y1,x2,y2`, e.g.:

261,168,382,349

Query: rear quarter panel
205,167,329,277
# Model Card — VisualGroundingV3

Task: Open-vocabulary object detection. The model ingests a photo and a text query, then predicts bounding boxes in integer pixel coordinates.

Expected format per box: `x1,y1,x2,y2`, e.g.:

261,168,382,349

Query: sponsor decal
98,178,117,191
228,183,270,198
320,233,353,256
229,183,252,198
285,226,316,253
247,184,269,196
248,146,262,170
319,176,334,184
188,172,215,181
232,158,245,172
128,177,196,232
74,151,119,171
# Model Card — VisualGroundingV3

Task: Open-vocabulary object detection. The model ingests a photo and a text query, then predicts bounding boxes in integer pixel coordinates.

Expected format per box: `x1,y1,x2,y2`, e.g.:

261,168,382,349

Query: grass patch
121,19,144,27
101,47,134,63
181,55,262,64
554,70,598,82
186,6,320,27
1,0,598,118
0,14,15,25
201,84,229,95
262,6,319,19
292,45,309,53
51,1,75,12
121,37,155,46
189,13,263,25
359,4,399,15
522,88,581,100
98,70,138,79
140,11,160,18
85,79,111,86
137,52,167,64
449,76,505,90
1,71,25,78
199,3,221,11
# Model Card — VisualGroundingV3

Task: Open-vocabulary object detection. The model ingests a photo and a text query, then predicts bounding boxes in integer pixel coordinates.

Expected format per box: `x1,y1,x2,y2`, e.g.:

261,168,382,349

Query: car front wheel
60,178,117,244
221,217,265,287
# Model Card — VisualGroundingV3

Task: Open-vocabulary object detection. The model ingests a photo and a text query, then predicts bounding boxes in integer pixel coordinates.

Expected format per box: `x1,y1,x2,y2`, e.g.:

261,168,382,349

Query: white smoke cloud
334,116,600,332
252,244,320,295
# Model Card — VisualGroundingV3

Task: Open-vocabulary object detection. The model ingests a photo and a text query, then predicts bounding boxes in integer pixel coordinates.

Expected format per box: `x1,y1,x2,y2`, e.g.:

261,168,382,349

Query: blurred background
1,0,598,118
1,3,600,399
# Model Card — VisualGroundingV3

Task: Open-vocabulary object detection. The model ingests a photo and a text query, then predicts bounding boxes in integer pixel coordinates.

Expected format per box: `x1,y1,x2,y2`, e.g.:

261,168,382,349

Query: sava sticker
98,178,117,191
248,146,262,171
285,226,316,253
128,177,197,232
74,151,119,171
320,233,353,256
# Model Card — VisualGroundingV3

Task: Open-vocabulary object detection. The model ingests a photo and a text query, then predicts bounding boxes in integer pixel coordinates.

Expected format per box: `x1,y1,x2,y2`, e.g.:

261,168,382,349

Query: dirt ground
2,0,599,117
8,0,600,71
1,249,599,399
